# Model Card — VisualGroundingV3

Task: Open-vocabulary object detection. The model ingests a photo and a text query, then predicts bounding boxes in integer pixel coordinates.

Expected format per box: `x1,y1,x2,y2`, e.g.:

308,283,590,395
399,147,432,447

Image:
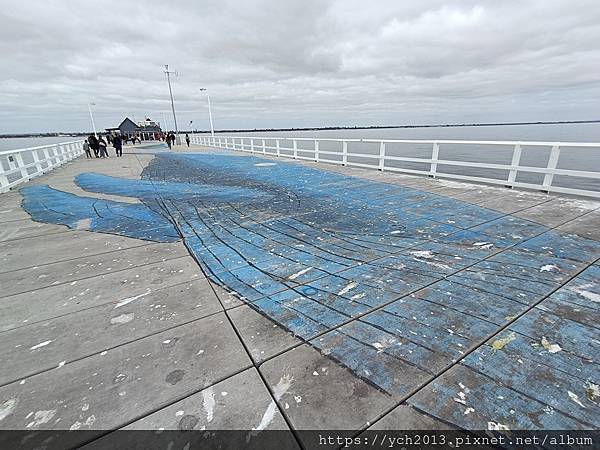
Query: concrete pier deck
0,142,598,447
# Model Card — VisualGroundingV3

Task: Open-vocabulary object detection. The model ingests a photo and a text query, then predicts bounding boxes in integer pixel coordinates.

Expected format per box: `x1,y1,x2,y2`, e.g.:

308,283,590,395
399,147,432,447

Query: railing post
0,168,8,192
55,145,63,165
43,147,52,170
429,142,439,177
250,139,255,153
507,143,522,187
342,141,348,165
293,139,298,159
314,140,319,162
262,139,266,155
7,154,17,171
542,144,561,191
15,152,28,182
32,149,43,175
0,154,10,192
378,141,386,171
276,139,280,157
52,145,59,166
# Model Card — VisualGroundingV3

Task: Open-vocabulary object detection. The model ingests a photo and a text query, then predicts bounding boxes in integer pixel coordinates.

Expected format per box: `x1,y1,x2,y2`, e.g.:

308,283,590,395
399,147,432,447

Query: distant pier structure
106,117,162,141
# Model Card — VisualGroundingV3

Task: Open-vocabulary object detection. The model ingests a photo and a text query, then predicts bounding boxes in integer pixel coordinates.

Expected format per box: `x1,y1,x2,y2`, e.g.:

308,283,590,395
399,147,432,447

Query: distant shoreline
2,119,599,138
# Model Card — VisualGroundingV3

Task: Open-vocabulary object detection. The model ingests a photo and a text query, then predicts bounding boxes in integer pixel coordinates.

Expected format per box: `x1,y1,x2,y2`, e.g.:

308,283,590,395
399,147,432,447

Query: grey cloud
1,0,599,133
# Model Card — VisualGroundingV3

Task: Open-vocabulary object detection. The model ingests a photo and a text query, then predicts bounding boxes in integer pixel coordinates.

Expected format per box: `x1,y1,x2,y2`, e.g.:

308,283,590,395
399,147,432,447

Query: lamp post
164,65,179,143
88,102,97,138
199,88,214,137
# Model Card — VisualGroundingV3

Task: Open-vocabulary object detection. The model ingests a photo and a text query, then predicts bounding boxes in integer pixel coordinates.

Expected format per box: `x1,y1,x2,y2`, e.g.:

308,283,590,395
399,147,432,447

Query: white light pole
199,88,214,137
88,102,97,138
164,65,179,143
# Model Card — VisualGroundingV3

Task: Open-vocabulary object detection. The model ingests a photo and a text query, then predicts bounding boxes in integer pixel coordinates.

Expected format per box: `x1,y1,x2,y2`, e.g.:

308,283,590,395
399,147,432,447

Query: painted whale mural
20,152,600,428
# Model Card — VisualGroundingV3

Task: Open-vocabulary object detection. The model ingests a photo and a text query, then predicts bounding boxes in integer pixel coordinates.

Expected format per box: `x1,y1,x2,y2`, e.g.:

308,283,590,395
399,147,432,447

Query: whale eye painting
19,151,600,432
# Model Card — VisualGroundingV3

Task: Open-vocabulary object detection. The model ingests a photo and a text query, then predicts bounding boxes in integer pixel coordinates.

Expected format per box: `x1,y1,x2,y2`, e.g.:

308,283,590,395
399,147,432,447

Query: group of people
84,131,191,158
84,134,124,158
164,132,193,149
165,132,177,149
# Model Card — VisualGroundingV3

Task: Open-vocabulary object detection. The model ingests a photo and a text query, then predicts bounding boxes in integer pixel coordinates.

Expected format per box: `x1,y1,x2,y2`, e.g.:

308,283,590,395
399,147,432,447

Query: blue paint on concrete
21,185,180,242
19,151,600,428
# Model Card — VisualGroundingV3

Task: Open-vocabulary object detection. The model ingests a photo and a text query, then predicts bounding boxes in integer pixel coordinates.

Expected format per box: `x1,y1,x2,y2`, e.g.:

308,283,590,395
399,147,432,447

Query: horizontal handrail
190,134,600,199
0,140,85,193
0,140,86,156
189,135,600,147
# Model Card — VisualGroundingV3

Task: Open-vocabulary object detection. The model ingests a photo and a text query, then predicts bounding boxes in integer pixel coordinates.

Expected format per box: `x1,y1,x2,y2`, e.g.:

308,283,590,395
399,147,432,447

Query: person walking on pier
113,134,123,157
98,136,109,158
166,132,173,149
83,140,92,158
88,134,99,158
185,133,190,147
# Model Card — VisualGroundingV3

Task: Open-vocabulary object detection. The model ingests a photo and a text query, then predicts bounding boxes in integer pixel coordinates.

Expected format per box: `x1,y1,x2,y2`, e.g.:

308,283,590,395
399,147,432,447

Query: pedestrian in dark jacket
166,133,172,149
113,135,123,157
88,134,99,157
185,133,190,147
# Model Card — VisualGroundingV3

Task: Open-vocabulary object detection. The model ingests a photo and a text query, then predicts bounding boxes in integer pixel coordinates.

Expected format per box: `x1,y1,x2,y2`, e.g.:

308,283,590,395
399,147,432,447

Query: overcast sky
1,0,599,133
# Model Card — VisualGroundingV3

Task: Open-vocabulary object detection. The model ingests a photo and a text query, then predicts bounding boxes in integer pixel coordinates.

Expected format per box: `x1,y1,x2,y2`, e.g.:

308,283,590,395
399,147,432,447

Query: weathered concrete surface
121,368,289,429
260,344,398,432
0,278,222,385
84,371,298,449
229,305,301,363
0,241,188,298
0,255,202,331
1,231,151,272
0,142,598,448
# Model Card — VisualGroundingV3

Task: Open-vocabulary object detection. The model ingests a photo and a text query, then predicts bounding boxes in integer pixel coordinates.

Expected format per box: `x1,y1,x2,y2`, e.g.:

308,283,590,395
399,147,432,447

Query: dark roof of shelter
118,117,137,129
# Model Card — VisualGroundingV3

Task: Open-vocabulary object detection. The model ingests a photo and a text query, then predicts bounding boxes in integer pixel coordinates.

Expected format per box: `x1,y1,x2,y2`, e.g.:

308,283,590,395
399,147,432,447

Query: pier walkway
0,141,598,447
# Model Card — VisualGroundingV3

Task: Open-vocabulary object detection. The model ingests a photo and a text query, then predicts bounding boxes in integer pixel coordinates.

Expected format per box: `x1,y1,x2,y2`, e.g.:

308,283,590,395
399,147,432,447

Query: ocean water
2,122,599,191
0,136,82,152
221,122,600,193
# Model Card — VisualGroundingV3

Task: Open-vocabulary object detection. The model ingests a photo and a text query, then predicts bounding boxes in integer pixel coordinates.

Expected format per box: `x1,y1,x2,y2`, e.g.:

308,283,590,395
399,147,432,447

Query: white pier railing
0,140,85,193
191,135,600,199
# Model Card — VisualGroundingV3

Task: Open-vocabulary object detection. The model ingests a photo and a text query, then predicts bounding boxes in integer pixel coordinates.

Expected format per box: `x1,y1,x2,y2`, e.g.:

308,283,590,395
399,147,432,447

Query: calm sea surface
2,123,599,191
